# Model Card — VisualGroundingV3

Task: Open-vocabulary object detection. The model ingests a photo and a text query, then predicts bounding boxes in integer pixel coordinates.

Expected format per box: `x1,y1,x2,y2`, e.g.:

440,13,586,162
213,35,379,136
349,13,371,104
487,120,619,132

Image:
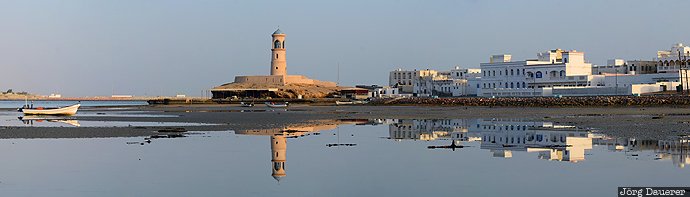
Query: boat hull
22,104,80,115
265,102,288,108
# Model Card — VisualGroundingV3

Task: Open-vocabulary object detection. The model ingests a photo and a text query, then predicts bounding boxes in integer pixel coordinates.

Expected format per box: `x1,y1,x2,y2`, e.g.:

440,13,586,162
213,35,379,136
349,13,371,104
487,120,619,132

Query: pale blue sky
0,0,688,96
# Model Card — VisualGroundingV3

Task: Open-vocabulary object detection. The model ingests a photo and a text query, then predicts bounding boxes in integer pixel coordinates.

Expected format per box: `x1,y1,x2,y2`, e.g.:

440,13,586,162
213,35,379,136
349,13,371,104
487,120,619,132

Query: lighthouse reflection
233,119,371,182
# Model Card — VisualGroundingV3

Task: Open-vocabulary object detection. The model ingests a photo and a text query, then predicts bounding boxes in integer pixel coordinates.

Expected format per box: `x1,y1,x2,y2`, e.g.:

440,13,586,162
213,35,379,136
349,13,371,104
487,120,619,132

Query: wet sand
1,104,689,139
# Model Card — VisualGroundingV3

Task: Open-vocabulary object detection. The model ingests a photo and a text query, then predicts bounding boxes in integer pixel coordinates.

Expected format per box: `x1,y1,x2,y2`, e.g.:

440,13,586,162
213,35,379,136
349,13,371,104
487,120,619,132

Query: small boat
240,102,255,107
20,104,80,115
336,100,369,105
335,101,354,105
265,102,289,108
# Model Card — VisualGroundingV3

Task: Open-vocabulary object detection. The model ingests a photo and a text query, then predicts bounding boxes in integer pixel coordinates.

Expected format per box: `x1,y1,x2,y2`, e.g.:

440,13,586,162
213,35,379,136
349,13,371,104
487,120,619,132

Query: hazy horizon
1,0,689,97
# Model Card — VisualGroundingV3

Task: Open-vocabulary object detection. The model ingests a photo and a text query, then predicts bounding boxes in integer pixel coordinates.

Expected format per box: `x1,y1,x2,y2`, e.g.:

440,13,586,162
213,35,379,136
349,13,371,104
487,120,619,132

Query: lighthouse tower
270,135,287,182
270,29,287,76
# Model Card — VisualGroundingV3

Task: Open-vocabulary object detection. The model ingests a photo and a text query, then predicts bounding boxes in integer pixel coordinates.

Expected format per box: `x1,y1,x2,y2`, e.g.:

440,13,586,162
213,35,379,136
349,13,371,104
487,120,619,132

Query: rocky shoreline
372,95,690,107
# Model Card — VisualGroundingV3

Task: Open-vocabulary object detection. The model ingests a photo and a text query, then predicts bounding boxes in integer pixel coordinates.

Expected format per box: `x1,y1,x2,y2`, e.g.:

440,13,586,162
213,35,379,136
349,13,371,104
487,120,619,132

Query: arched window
505,82,508,88
535,71,543,78
516,82,520,88
511,69,514,76
510,82,514,88
282,41,285,48
560,70,565,77
274,40,281,49
522,82,526,88
564,58,568,63
274,162,281,171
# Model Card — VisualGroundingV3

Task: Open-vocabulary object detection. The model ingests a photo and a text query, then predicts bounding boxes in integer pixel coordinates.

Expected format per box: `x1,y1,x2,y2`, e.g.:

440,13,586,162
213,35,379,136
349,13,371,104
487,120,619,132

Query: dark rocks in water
158,128,187,133
326,143,356,147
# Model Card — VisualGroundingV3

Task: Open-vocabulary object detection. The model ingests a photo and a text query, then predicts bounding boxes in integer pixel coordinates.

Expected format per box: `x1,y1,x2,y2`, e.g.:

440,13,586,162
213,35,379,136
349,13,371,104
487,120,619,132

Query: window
536,71,543,78
510,82,514,88
511,69,514,76
274,40,281,49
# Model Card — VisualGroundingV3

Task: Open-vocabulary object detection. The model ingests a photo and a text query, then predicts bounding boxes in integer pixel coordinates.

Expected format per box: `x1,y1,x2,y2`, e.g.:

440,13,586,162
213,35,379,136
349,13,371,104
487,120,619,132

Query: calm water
0,119,687,197
0,100,147,109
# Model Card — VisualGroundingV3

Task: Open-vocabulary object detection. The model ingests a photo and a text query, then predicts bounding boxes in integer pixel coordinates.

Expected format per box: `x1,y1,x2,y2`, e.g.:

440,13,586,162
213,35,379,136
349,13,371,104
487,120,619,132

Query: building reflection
594,136,690,168
389,118,689,167
233,119,369,182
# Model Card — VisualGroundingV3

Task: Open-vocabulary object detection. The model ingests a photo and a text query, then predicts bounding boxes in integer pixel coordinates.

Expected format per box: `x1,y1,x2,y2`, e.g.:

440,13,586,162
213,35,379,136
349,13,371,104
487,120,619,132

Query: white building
656,43,690,73
389,67,481,97
480,49,595,97
386,44,690,98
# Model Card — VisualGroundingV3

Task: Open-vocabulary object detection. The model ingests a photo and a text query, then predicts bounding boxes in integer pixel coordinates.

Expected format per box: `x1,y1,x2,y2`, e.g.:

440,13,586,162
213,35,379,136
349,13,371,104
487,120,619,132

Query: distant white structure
48,93,62,98
111,95,133,98
389,66,480,97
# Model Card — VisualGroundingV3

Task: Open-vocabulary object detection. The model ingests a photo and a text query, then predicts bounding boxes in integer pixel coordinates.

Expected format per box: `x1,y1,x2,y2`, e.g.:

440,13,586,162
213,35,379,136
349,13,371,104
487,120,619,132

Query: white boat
240,102,255,107
20,104,80,115
265,102,289,108
336,100,369,105
335,101,354,105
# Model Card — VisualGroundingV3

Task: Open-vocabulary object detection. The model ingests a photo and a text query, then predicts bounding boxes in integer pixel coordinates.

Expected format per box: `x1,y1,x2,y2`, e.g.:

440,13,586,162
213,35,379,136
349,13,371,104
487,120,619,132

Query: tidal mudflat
0,105,688,196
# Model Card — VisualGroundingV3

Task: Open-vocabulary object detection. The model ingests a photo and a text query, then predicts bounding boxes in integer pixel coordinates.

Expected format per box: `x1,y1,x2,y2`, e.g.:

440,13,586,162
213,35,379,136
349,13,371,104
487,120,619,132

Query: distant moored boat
265,102,288,108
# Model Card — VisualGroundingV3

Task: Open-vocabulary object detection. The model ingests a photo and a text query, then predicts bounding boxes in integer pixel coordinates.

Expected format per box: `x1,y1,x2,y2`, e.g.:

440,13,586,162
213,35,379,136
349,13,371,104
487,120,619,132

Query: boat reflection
17,116,81,127
389,119,690,167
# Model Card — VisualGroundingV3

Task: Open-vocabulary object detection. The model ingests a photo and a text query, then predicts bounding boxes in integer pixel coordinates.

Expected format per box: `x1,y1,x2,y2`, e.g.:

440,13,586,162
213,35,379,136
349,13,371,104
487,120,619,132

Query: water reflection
18,116,81,127
230,118,690,185
388,119,690,167
594,136,690,168
233,119,370,182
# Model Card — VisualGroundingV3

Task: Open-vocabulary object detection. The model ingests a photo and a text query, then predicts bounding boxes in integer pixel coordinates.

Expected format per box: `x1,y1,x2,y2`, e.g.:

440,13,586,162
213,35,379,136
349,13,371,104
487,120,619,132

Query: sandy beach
1,104,689,139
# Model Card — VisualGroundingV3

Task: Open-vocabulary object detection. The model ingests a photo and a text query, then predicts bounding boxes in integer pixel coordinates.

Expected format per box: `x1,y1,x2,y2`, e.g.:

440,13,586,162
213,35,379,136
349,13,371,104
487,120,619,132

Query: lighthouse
270,29,287,76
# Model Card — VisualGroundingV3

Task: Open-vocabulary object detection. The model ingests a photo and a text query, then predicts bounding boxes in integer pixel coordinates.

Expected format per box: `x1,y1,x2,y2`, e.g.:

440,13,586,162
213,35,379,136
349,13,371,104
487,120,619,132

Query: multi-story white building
479,49,595,97
656,43,690,73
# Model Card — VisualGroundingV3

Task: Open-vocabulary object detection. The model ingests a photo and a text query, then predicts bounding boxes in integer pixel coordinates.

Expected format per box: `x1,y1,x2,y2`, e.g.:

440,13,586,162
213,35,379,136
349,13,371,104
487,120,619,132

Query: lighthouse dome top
272,28,284,35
